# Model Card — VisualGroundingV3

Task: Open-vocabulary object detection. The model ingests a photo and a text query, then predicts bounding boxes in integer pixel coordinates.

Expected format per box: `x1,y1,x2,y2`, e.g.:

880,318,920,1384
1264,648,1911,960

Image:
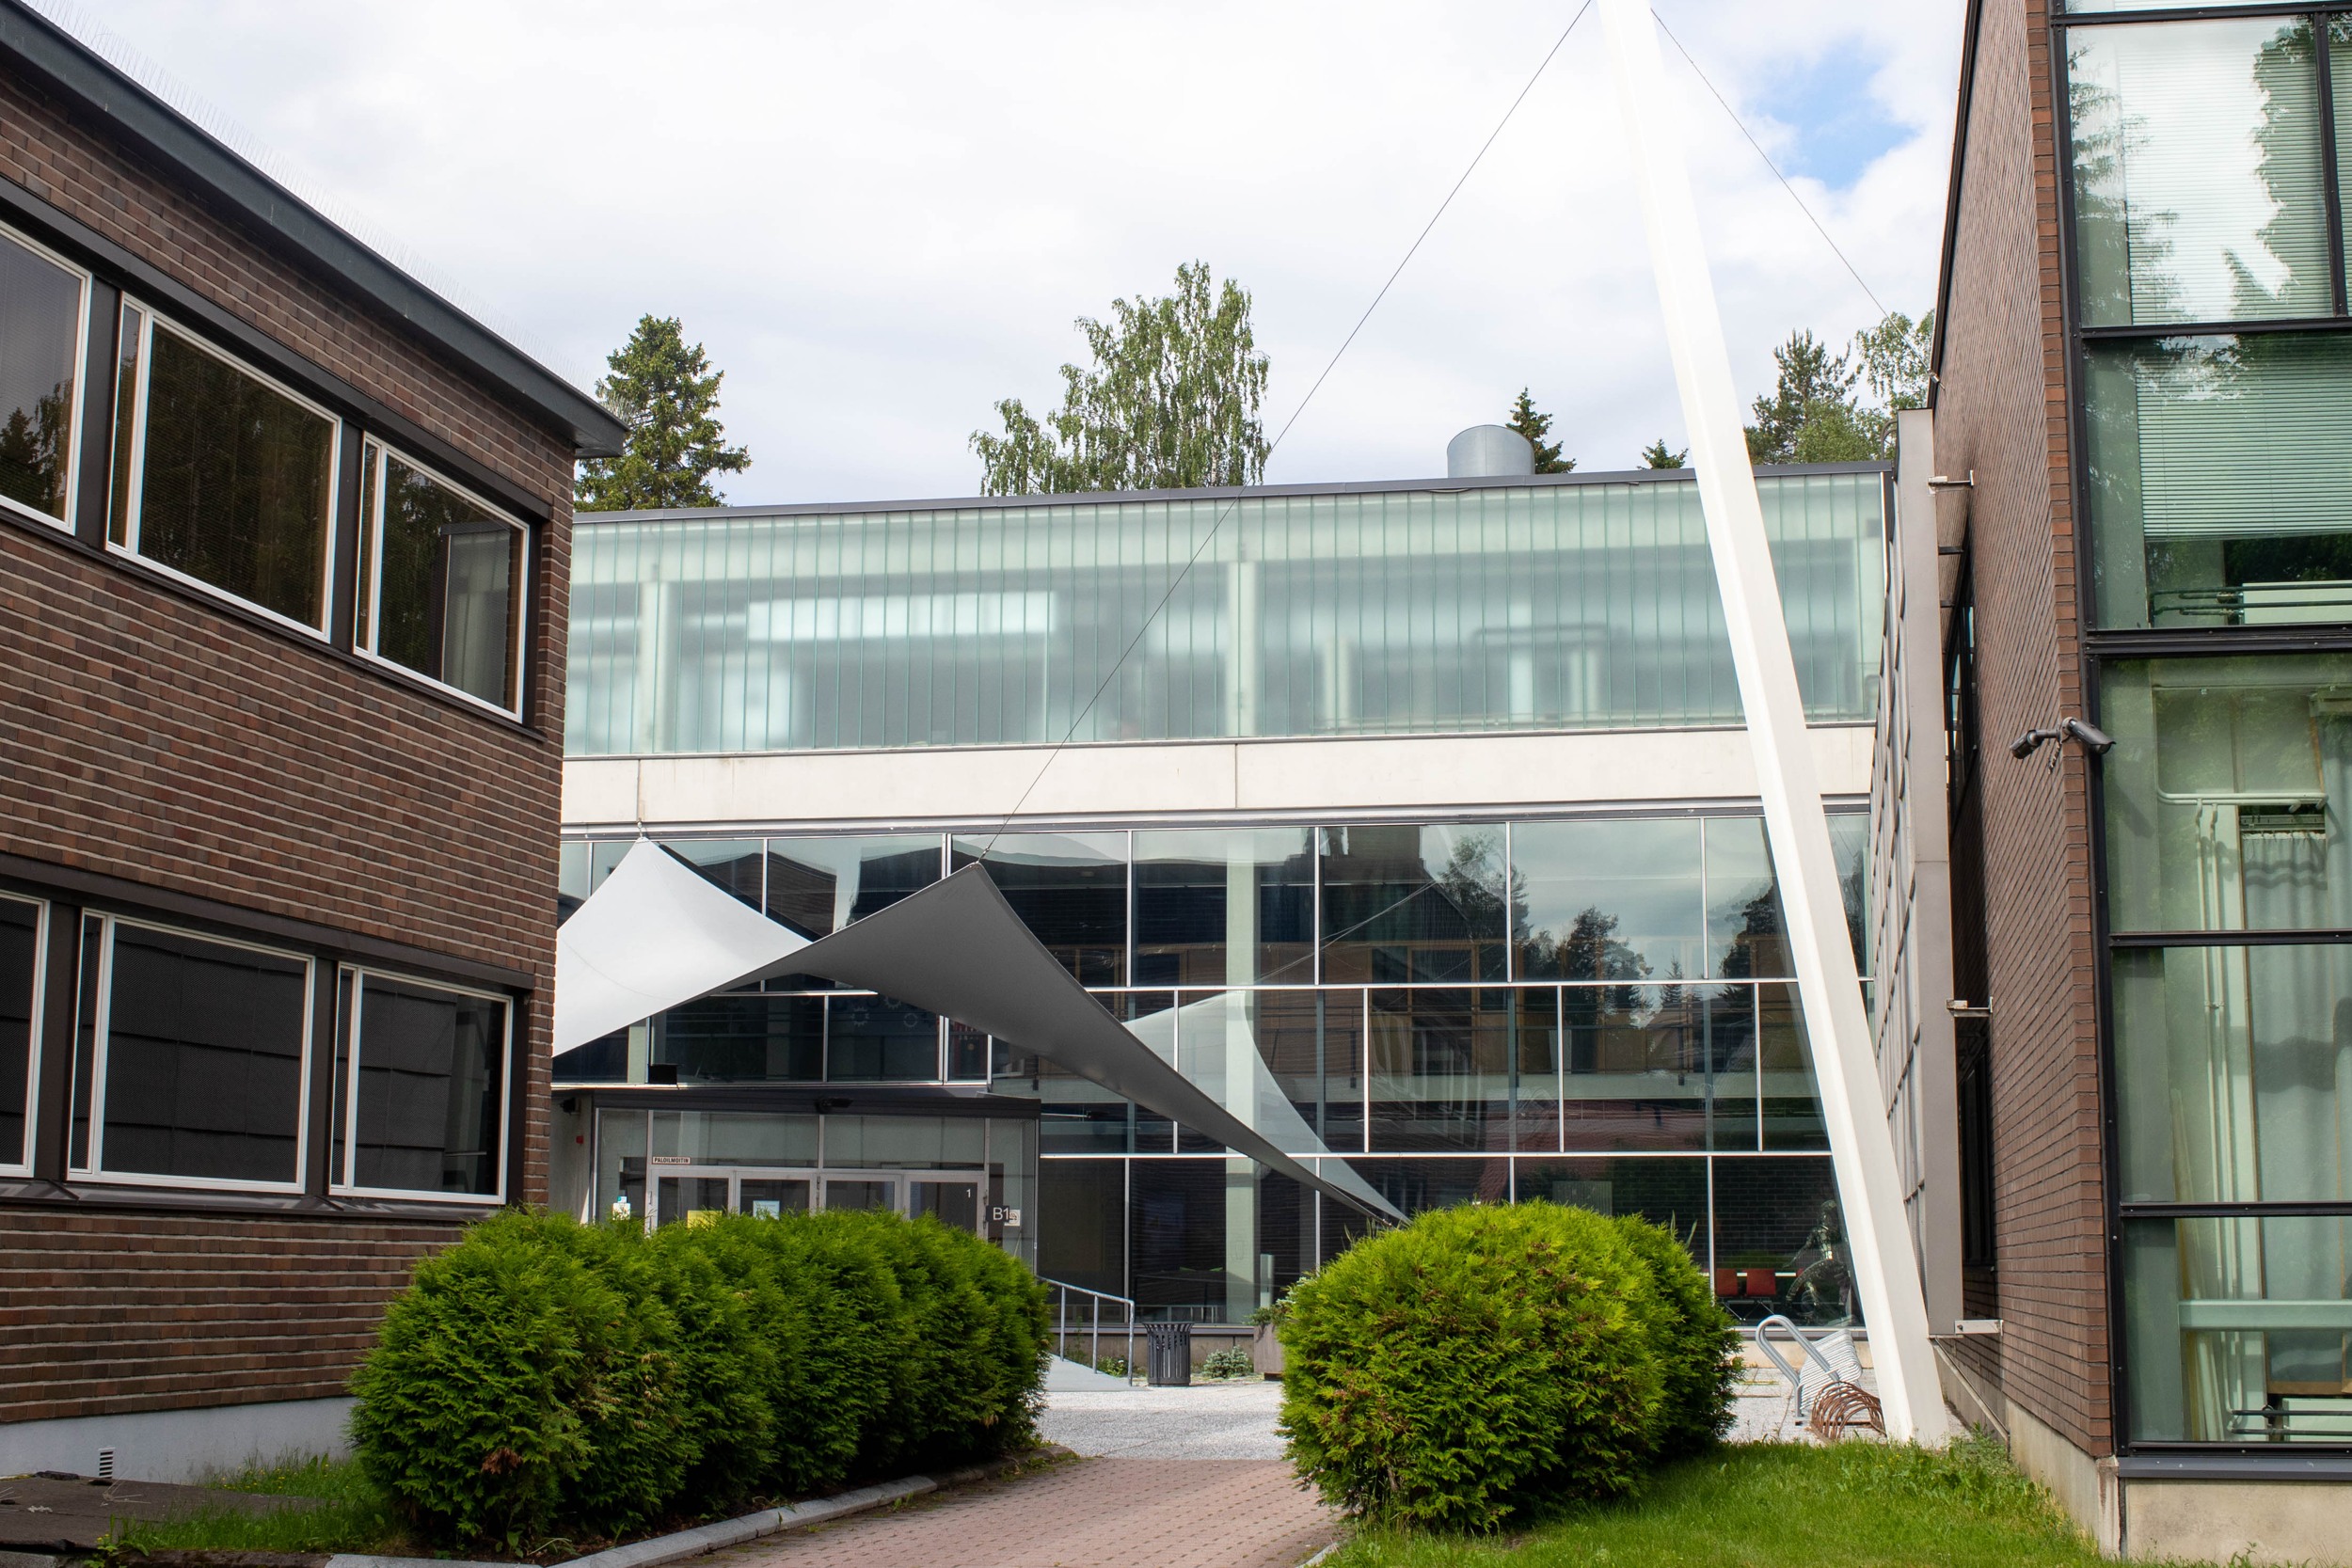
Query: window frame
106,298,345,641
0,892,46,1180
68,911,315,1196
0,216,92,535
353,436,532,720
331,963,514,1205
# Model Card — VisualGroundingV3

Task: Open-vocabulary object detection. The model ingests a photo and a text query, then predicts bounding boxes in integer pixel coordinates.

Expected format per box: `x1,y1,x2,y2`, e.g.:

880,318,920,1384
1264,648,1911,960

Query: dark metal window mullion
2319,10,2352,316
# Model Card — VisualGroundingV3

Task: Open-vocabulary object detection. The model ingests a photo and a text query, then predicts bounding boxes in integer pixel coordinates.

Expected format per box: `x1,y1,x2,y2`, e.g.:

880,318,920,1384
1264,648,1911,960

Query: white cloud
78,0,1963,499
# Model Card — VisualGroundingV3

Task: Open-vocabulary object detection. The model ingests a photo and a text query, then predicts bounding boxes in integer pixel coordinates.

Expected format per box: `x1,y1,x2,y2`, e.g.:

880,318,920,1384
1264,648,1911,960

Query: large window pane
1713,1155,1850,1326
91,923,308,1185
2101,655,2352,932
362,445,524,710
952,832,1126,985
653,992,822,1083
1341,1155,1511,1222
2125,1214,2352,1443
1134,827,1315,987
1705,818,1789,980
341,974,505,1196
764,834,940,987
2090,337,2352,628
1039,1157,1126,1298
1320,823,1506,983
131,321,337,628
2115,944,2352,1205
1515,818,1702,981
1560,985,1738,1152
1130,1157,1234,1322
0,896,36,1171
1516,1156,1709,1265
0,227,84,523
2069,20,2328,327
563,473,1886,755
823,993,939,1081
1366,988,1516,1151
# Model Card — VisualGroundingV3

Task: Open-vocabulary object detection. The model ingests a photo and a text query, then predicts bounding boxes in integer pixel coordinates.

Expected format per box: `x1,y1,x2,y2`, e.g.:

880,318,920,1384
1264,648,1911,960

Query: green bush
1613,1213,1739,1457
352,1208,1048,1551
1200,1347,1257,1380
1278,1202,1665,1532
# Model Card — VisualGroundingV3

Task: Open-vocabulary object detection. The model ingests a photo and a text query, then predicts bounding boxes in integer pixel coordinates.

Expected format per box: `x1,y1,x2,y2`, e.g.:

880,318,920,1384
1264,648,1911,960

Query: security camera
2009,727,2059,759
2060,717,2114,754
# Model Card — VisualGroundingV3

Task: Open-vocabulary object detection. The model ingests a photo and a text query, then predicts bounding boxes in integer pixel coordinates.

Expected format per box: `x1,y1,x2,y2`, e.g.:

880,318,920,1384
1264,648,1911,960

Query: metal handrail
1042,1276,1137,1377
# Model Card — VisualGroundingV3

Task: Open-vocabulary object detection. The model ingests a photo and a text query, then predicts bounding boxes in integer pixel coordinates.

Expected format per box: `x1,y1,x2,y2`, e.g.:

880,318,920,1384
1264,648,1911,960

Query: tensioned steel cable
975,0,1597,860
1652,9,1889,318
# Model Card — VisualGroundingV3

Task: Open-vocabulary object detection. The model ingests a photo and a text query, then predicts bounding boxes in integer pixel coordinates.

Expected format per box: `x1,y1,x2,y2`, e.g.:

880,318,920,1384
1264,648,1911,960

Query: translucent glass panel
123,318,338,629
2114,944,2352,1205
0,227,84,523
564,473,1885,755
2090,337,2352,628
1134,827,1315,987
2125,1214,2352,1442
2101,655,2352,930
1320,823,1508,983
2069,19,2328,327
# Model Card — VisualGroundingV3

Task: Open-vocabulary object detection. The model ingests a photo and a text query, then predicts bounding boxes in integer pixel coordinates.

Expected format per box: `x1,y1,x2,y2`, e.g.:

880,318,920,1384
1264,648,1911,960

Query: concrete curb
323,1448,1067,1568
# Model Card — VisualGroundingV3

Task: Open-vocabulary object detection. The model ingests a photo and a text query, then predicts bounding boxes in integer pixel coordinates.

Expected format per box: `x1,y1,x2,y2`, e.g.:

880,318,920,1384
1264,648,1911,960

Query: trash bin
1146,1322,1193,1386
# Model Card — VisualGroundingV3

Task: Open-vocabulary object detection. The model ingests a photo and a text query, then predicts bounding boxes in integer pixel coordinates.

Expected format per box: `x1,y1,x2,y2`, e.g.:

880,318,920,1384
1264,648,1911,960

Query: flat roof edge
0,0,627,457
578,461,1894,526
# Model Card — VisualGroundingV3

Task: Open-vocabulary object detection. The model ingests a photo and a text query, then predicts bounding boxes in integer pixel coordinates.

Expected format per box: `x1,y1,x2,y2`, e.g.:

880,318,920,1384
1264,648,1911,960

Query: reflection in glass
1134,827,1315,987
134,324,337,628
1515,818,1701,981
954,832,1127,985
654,993,823,1083
2102,656,2352,931
1705,819,1788,980
765,834,941,987
1345,1156,1511,1220
2090,338,2352,628
659,839,765,910
2114,944,2352,1204
0,229,82,522
1756,985,1826,1150
1130,1157,1233,1322
1367,988,1516,1151
2069,19,2327,328
1516,1156,1709,1264
365,447,522,709
824,995,940,1082
347,975,504,1196
1039,1157,1126,1297
2125,1214,2352,1442
1713,1156,1851,1326
1560,985,1722,1152
1321,824,1507,983
0,896,34,1168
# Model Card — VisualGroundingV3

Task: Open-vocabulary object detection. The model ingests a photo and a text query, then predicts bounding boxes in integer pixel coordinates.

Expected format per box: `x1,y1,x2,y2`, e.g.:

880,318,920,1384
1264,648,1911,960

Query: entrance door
908,1174,982,1232
821,1175,899,1212
654,1170,733,1227
739,1176,814,1217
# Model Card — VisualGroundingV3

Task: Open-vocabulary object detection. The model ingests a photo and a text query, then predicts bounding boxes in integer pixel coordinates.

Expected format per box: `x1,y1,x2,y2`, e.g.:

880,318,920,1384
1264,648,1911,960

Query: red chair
1714,1269,1740,1298
1743,1267,1778,1299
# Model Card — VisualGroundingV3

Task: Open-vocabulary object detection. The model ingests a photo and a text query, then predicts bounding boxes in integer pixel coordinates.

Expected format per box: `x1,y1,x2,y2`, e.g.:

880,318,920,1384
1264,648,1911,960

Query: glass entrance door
909,1174,981,1230
739,1176,813,1217
821,1175,899,1212
647,1164,986,1232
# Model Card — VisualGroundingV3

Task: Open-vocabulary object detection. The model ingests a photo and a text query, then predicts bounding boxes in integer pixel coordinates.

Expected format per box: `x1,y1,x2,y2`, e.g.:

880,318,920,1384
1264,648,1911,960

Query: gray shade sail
556,840,1398,1222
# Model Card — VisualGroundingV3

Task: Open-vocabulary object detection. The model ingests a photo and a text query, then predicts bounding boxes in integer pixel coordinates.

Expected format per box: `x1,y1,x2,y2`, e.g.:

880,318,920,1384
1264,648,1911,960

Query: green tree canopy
1743,311,1935,465
971,261,1269,495
576,315,750,512
1638,437,1686,469
1854,309,1933,414
1506,388,1573,473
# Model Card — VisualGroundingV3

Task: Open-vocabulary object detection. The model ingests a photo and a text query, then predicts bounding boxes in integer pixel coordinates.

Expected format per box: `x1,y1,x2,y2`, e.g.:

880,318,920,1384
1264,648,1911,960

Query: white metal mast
1596,0,1947,1444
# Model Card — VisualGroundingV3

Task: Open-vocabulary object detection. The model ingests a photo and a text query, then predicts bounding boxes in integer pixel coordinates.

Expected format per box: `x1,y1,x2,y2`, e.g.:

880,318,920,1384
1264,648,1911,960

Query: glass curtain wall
2065,0,2352,1449
558,814,1865,1326
564,472,1885,755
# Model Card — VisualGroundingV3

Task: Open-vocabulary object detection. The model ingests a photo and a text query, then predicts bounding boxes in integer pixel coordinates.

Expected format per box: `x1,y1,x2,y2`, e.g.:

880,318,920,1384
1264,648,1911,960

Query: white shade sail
555,839,1400,1222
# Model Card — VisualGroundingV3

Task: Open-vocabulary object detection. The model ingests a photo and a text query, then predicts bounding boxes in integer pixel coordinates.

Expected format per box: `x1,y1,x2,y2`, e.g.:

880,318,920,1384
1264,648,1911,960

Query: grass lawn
109,1455,409,1558
1327,1435,2157,1568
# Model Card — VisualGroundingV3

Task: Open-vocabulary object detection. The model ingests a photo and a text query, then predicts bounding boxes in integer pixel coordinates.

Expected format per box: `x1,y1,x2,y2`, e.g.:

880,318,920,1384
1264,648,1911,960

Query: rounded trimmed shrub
352,1207,1048,1551
1277,1202,1665,1531
1612,1213,1739,1456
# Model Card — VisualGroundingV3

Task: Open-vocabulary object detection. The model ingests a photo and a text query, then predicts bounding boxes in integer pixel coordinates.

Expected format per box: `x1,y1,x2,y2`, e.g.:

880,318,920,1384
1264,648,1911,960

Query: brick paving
715,1456,1336,1568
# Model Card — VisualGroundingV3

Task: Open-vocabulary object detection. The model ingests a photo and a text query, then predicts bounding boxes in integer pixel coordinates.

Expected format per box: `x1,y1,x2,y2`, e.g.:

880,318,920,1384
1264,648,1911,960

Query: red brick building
1928,0,2352,1556
0,0,622,1477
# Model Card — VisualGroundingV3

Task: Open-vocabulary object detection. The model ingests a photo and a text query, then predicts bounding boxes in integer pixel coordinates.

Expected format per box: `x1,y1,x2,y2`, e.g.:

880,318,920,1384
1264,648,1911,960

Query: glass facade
563,471,1885,755
560,814,1864,1325
2067,3,2352,1445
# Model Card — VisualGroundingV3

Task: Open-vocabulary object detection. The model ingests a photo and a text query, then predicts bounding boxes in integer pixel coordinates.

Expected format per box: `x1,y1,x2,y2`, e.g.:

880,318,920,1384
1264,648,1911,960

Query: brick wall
1931,0,2111,1455
0,47,575,1420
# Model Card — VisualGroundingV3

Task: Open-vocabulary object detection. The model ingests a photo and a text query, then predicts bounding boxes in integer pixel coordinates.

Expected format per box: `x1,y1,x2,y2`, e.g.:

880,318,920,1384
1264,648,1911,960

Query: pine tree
972,261,1268,495
576,315,751,511
1505,388,1573,473
1744,329,1867,464
1638,438,1686,469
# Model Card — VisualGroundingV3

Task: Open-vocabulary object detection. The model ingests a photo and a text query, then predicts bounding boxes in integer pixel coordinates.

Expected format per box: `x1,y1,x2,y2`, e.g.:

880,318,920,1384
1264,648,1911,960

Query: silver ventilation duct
1446,424,1535,478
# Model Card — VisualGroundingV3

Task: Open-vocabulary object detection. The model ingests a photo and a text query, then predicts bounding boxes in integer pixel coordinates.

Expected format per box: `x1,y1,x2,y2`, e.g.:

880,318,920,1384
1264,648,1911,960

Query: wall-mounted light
2010,717,2113,759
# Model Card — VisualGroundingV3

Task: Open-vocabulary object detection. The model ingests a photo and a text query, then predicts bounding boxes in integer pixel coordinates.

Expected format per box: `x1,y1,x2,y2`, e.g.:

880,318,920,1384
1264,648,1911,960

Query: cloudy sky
70,0,1964,502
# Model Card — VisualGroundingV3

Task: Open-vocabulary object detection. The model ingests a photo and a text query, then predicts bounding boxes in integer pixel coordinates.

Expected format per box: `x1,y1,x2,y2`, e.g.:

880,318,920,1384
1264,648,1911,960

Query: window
1134,828,1315,988
1319,823,1507,984
1515,819,1703,982
109,305,341,631
950,832,1128,985
0,223,88,529
0,895,42,1176
331,970,509,1200
70,916,310,1190
356,440,528,713
2069,19,2330,328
